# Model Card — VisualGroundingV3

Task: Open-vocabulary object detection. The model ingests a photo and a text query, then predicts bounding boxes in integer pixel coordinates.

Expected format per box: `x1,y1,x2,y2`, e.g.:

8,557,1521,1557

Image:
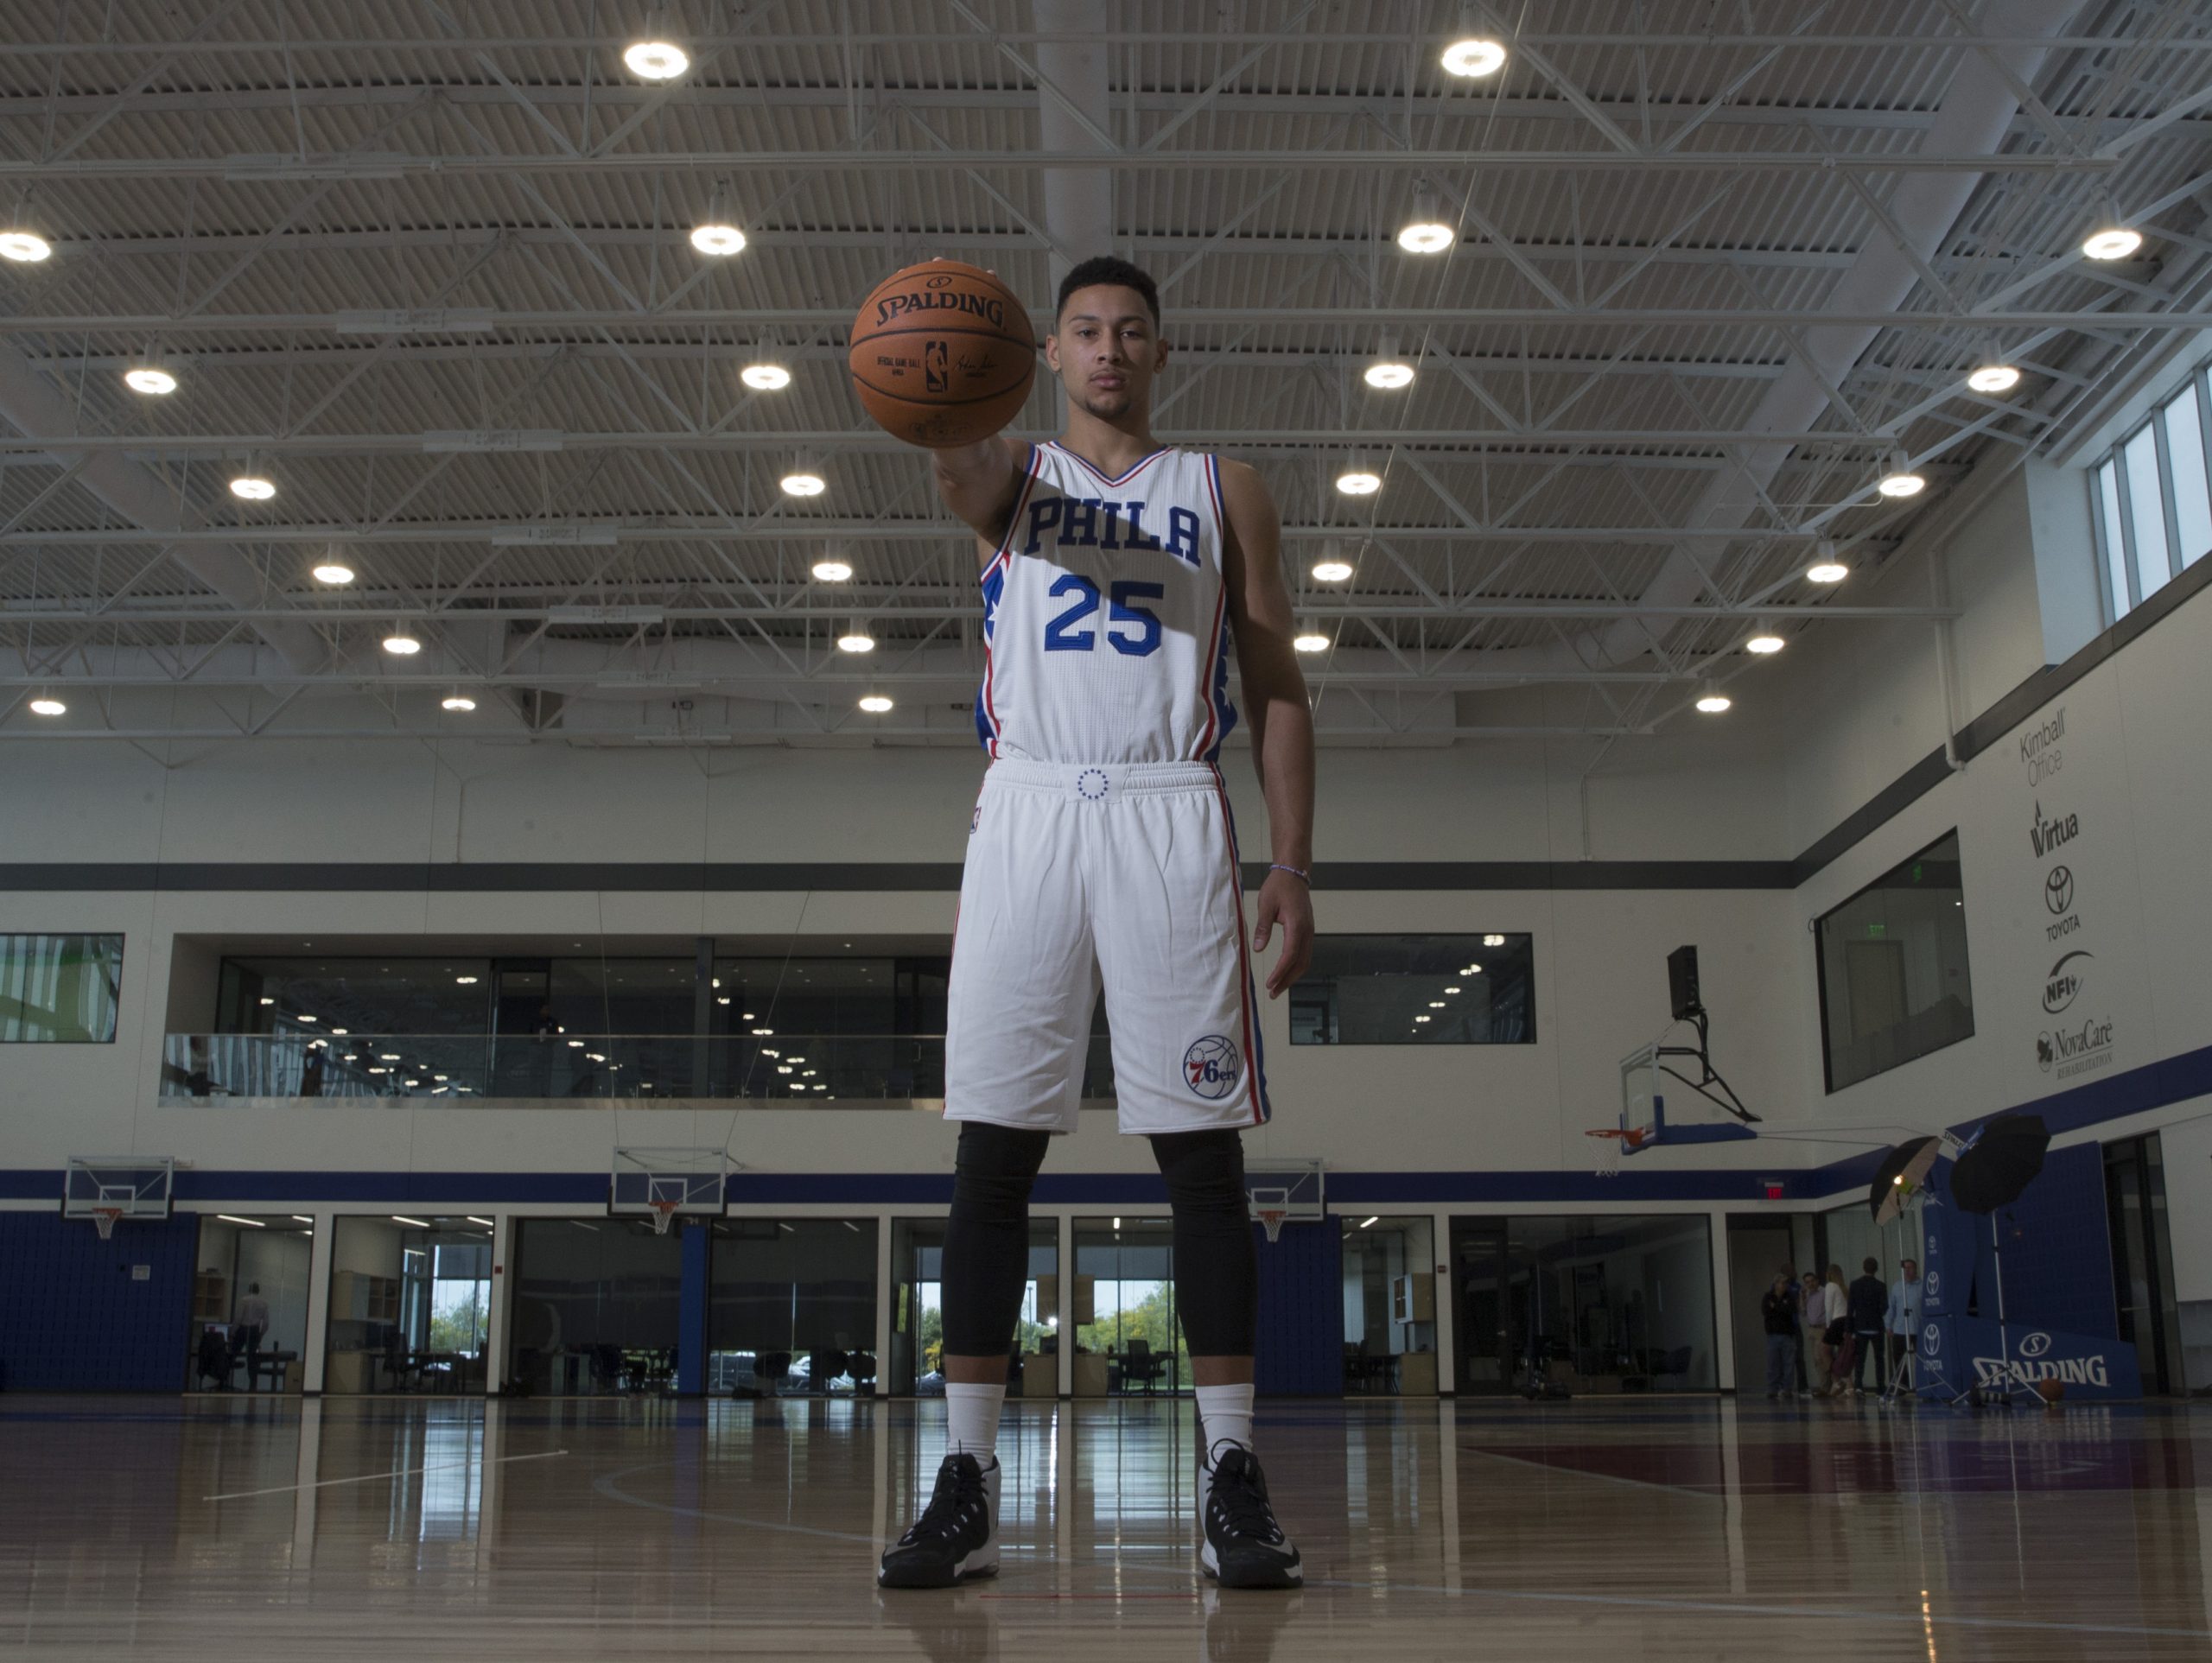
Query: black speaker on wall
1667,945,1702,1020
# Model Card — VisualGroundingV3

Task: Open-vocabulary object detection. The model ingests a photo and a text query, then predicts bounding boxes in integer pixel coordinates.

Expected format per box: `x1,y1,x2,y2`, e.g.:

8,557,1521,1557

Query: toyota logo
2045,865,2075,914
1923,1323,1941,1350
2019,1330,2053,1357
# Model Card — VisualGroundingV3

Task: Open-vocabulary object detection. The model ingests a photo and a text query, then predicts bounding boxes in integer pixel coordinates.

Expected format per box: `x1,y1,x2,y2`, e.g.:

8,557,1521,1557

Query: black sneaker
878,1452,1000,1589
1198,1444,1301,1589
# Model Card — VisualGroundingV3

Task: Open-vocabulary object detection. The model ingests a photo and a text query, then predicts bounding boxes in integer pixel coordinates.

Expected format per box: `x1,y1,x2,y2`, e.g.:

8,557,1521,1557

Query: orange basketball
849,260,1036,448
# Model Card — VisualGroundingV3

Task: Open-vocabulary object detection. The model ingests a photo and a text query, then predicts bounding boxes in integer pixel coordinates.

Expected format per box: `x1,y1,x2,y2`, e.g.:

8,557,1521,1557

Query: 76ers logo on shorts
1184,1035,1243,1101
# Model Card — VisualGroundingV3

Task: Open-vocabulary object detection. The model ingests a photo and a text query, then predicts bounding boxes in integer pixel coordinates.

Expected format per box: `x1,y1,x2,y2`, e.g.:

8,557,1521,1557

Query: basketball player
877,256,1315,1590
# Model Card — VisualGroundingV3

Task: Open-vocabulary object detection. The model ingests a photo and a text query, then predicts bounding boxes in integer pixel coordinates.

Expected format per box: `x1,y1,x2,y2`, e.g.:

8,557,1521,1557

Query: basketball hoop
646,1199,681,1236
92,1207,123,1241
1586,1128,1648,1177
1255,1207,1289,1244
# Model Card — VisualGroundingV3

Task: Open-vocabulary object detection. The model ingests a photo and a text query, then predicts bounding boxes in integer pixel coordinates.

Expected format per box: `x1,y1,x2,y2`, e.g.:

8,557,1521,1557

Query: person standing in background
1885,1258,1922,1397
1800,1270,1831,1395
1760,1269,1799,1399
1821,1265,1850,1396
1847,1257,1888,1395
234,1281,270,1390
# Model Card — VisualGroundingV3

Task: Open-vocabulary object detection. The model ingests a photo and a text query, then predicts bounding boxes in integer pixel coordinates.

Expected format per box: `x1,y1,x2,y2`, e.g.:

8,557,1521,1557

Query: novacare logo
2030,800,2080,859
2038,1015,2114,1078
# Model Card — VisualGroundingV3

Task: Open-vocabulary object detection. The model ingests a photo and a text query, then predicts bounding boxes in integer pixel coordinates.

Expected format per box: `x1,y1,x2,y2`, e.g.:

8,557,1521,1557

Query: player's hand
1253,869,1314,999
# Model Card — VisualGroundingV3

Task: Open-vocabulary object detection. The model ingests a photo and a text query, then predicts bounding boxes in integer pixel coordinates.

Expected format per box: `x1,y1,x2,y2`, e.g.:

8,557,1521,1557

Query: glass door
1451,1220,1518,1393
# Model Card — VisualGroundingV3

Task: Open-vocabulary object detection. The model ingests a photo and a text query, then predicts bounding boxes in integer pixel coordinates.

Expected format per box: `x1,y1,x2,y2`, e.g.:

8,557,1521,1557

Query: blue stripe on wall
4,1039,2206,1211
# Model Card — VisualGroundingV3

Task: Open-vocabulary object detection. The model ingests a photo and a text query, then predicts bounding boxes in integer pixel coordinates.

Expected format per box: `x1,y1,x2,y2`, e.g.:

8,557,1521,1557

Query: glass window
326,1216,496,1394
707,1217,880,1395
1074,1220,1187,1393
1289,934,1534,1044
508,1216,681,1395
889,1218,1058,1395
1,933,122,1043
2096,458,2130,620
1815,831,1975,1092
1452,1214,1718,1393
2126,424,2171,600
189,1214,315,1392
2163,384,2212,571
219,955,493,1035
1342,1216,1440,1394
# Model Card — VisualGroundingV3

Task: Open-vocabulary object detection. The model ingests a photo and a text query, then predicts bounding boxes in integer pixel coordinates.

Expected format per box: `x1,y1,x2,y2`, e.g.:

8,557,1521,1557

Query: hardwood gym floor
3,1393,2208,1659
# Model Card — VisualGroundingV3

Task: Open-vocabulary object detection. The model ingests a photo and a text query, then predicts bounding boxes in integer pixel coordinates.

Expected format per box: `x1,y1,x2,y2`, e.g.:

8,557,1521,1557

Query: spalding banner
1915,1315,2141,1401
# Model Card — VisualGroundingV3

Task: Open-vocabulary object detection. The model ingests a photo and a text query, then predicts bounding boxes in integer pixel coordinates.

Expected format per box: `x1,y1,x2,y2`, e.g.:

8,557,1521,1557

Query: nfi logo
2042,950,2092,1014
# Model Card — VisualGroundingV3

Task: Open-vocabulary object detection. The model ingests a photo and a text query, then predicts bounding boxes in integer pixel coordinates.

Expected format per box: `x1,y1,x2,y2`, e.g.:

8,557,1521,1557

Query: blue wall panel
1923,1142,2119,1340
1252,1217,1343,1396
0,1211,196,1392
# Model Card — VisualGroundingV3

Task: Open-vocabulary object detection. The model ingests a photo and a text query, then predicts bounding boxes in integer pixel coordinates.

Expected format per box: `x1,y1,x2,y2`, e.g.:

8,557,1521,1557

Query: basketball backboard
1245,1158,1325,1240
1615,1044,1757,1155
63,1156,175,1223
610,1146,728,1224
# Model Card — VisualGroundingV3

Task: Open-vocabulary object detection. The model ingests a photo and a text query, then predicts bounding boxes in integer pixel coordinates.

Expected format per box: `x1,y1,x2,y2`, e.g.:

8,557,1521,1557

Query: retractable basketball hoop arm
1653,1009,1759,1126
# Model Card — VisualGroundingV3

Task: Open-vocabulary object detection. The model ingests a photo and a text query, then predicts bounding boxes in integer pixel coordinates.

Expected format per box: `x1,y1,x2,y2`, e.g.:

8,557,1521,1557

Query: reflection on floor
4,1394,2210,1659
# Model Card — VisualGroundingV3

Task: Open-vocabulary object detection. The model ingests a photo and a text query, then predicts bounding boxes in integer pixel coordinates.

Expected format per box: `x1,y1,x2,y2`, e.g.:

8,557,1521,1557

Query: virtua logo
2030,800,2080,859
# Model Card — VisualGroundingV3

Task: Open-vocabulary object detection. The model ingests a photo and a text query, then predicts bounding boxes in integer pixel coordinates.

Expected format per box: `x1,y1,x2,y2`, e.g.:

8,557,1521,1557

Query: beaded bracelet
1268,863,1312,885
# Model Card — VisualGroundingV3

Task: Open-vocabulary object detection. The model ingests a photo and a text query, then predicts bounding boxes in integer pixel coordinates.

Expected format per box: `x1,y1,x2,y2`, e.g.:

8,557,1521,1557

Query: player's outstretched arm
933,436,1028,564
1218,459,1315,998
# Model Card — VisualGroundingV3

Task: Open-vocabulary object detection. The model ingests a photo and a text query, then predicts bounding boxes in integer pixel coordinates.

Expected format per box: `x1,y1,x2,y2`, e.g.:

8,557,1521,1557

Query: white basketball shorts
944,759,1273,1135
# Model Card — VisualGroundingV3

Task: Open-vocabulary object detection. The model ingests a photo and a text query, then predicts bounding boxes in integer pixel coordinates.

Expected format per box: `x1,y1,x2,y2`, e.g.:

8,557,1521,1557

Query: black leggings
939,1120,1259,1359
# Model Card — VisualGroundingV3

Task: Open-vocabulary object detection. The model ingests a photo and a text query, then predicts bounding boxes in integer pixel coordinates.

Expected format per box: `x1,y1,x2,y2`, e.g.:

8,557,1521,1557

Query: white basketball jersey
975,441,1238,765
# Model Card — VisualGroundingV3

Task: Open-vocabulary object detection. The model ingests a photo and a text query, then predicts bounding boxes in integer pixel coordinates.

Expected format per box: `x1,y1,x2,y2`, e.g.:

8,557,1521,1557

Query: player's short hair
1055,256,1160,328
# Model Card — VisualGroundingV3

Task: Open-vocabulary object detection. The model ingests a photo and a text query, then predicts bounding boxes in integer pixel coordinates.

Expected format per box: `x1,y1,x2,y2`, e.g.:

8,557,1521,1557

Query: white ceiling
2,0,2209,749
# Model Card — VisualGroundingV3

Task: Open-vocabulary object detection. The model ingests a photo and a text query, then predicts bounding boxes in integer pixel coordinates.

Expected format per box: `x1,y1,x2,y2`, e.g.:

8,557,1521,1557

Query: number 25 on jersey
1043,574,1166,657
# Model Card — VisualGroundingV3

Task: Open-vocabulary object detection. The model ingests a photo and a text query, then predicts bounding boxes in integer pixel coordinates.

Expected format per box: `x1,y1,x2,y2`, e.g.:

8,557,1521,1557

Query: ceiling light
1414,1014,1432,1023
1807,541,1849,584
2081,221,2142,262
329,1027,347,1035
382,632,422,655
1695,683,1733,714
1293,631,1330,653
124,365,177,396
781,470,826,497
1745,632,1785,655
1363,359,1414,390
441,693,476,711
858,694,893,713
454,974,479,984
1398,186,1454,254
1876,449,1924,498
624,39,690,80
391,1216,431,1229
28,696,65,717
691,220,746,257
1427,1000,1446,1008
811,557,853,582
837,621,875,653
1440,36,1508,78
1482,934,1506,947
568,1038,584,1048
1445,985,1461,994
217,1215,268,1228
380,1053,401,1061
228,471,276,501
1311,555,1353,581
0,227,51,262
741,362,791,390
294,1216,315,1223
312,561,354,586
1335,467,1382,495
1967,362,2020,394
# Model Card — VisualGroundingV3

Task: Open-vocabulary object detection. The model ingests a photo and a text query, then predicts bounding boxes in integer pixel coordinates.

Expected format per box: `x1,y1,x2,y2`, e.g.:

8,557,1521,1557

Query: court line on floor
203,1448,569,1501
587,1460,2211,1638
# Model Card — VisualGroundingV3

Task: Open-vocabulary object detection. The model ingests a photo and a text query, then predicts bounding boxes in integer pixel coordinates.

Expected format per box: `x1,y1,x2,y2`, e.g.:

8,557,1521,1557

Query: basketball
848,259,1036,448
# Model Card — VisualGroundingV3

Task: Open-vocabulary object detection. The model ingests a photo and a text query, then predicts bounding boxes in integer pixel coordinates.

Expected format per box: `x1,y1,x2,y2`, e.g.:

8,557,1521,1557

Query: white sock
944,1381,1006,1463
1196,1383,1255,1469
